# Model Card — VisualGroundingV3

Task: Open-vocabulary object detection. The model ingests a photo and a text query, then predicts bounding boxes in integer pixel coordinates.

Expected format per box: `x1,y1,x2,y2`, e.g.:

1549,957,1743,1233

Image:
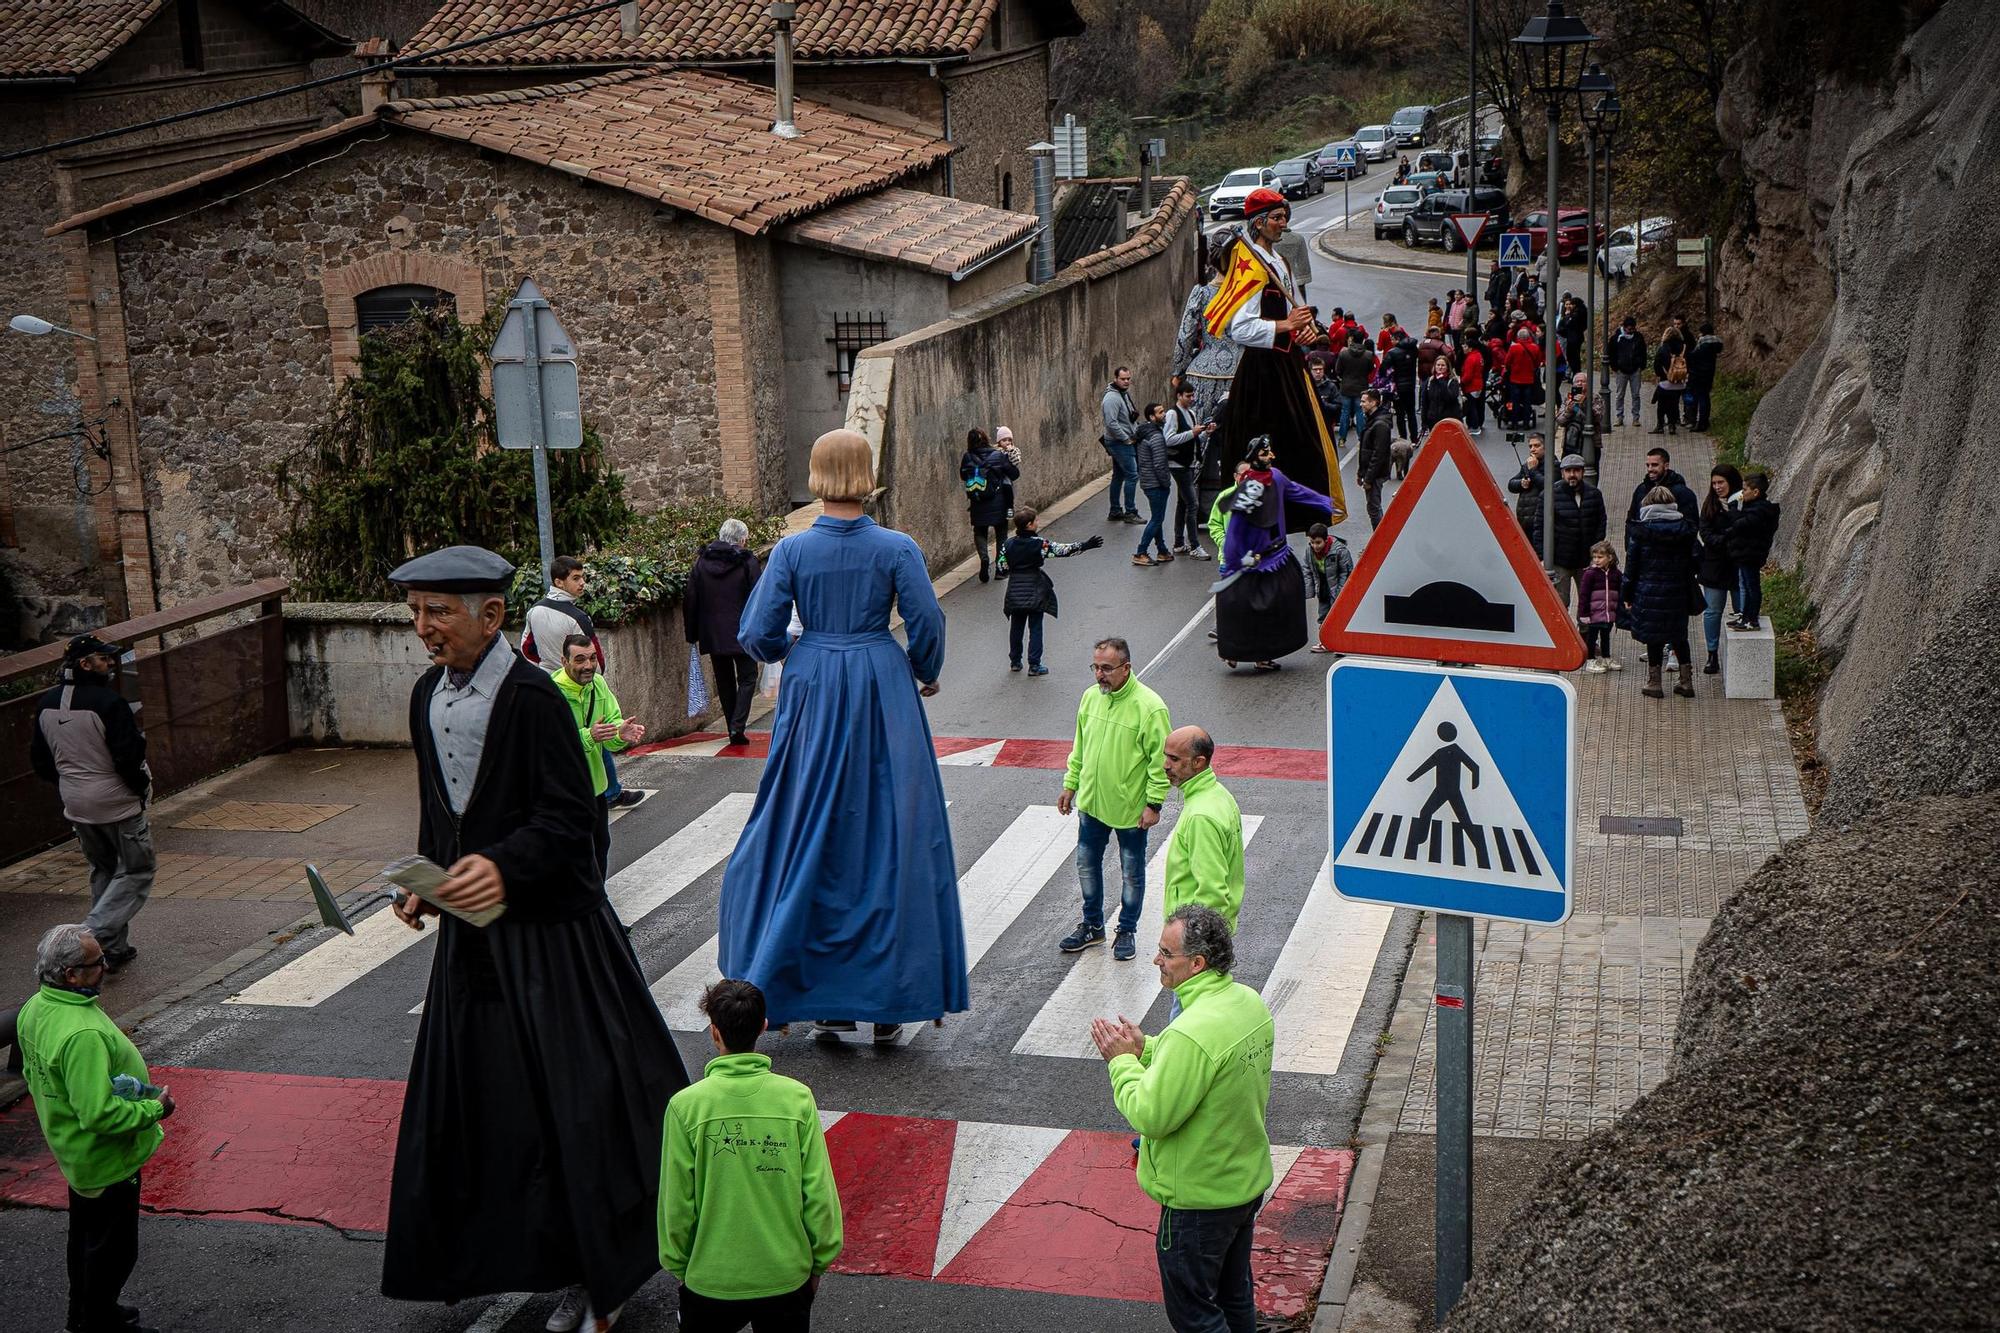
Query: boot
1642,662,1665,698
1703,650,1719,675
1674,663,1696,697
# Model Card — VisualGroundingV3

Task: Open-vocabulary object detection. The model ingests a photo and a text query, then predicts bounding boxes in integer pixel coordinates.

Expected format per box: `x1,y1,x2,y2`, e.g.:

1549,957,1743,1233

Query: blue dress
718,515,969,1026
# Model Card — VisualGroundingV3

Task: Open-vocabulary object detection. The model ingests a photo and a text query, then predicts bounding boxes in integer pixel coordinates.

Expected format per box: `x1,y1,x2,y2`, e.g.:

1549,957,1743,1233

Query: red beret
1244,187,1287,217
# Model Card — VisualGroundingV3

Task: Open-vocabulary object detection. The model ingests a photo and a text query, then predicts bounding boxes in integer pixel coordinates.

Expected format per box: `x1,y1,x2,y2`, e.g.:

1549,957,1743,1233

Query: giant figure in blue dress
718,429,969,1039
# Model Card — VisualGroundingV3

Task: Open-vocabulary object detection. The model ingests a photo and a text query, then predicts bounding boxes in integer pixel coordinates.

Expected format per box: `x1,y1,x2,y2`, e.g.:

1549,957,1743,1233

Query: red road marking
822,1112,955,1279
1253,1148,1356,1317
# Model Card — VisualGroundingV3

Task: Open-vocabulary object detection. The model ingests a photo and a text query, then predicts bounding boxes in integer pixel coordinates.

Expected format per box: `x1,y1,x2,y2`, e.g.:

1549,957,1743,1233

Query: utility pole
1466,0,1479,312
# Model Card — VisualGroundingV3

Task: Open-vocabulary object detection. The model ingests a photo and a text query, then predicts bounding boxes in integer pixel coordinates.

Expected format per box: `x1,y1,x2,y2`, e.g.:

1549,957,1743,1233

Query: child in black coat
1725,473,1781,631
997,506,1102,674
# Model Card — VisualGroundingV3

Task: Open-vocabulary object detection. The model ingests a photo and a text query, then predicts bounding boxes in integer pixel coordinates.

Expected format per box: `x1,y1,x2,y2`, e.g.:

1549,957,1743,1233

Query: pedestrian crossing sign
1327,658,1575,925
1498,230,1533,268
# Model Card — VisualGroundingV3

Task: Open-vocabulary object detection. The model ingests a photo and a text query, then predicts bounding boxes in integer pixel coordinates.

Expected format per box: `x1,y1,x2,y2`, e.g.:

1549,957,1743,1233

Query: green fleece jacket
1207,484,1236,555
1062,673,1171,829
659,1053,844,1300
1163,768,1246,931
552,667,630,797
1108,968,1274,1211
17,985,166,1191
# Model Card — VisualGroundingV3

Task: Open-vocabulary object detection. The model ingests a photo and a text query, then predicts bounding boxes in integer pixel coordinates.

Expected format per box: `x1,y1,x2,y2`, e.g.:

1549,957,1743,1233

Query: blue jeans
1009,611,1044,669
1137,486,1172,557
1702,584,1731,652
602,748,622,800
1105,443,1139,514
1336,394,1363,443
1736,565,1763,625
1156,1195,1262,1333
1077,810,1147,934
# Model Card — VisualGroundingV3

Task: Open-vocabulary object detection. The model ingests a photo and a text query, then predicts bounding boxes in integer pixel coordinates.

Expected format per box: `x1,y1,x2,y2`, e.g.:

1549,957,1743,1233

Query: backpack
1667,352,1689,383
964,463,988,496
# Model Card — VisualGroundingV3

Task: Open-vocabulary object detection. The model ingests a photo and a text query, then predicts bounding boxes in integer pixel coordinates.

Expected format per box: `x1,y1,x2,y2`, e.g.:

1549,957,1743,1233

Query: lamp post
1597,90,1622,433
1575,62,1615,477
9,313,96,342
1513,0,1595,579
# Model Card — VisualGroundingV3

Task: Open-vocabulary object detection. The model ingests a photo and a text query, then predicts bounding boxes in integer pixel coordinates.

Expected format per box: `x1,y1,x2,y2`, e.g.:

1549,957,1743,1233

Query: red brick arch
321,251,487,381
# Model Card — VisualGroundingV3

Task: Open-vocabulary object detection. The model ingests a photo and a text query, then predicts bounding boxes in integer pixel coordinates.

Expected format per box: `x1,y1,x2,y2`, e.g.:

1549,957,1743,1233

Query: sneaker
1121,512,1147,525
1310,643,1332,654
1153,551,1175,563
1113,931,1137,961
727,732,749,747
546,1289,587,1333
1190,546,1213,561
1584,659,1607,673
1132,554,1154,566
812,1020,857,1040
1171,545,1190,555
583,1303,622,1332
1704,651,1720,675
102,946,138,973
1059,923,1106,953
1206,630,1219,641
872,1023,904,1044
609,790,647,808
1741,619,1761,631
1010,661,1022,672
1028,665,1049,676
1603,658,1625,671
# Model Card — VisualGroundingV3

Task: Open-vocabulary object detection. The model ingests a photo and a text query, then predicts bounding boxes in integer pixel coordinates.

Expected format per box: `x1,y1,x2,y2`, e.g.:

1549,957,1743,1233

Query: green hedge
507,498,785,627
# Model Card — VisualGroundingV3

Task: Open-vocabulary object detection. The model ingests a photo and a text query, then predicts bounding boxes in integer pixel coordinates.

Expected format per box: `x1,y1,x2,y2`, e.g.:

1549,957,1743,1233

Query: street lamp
9,313,96,342
1513,0,1594,576
1576,62,1615,476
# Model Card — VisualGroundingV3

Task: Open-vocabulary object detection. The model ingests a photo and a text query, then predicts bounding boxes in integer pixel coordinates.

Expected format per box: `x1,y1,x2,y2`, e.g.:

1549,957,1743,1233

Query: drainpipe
768,2,801,138
1028,142,1056,282
940,78,955,197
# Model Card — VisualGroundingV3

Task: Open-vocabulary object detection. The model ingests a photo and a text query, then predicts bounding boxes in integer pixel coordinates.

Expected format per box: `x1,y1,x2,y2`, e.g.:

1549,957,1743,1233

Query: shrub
506,498,785,627
1252,0,1402,60
1708,373,1765,471
1762,565,1834,700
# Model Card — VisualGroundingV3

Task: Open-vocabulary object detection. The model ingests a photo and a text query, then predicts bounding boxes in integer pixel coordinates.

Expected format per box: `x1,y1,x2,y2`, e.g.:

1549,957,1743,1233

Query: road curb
1312,225,1464,277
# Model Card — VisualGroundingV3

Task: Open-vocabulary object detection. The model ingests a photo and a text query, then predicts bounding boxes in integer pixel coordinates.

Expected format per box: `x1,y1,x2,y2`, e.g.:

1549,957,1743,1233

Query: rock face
1719,0,2000,820
1445,793,2000,1332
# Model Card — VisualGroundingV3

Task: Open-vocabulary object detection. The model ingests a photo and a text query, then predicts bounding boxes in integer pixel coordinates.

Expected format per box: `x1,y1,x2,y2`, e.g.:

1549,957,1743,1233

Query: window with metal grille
827,312,888,395
356,284,451,333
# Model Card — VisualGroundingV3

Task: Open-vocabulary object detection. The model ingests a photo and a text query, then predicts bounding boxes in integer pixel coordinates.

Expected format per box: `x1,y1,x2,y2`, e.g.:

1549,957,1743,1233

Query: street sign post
1449,213,1490,251
1322,418,1582,1323
1497,230,1533,268
1678,237,1715,324
490,278,581,589
1330,144,1358,229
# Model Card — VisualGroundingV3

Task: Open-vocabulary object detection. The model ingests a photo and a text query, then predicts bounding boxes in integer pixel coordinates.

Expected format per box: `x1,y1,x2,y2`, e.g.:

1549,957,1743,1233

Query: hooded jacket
1549,478,1608,569
1725,496,1782,569
683,541,763,658
1605,327,1647,375
1356,405,1395,484
31,668,148,824
1626,469,1700,532
1622,506,1699,644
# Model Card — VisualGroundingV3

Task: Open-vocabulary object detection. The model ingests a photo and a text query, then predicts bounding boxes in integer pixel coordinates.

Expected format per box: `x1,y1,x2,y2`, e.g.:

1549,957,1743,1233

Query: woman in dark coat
959,427,1019,583
1696,464,1742,673
1622,484,1700,699
1419,354,1464,435
683,523,763,745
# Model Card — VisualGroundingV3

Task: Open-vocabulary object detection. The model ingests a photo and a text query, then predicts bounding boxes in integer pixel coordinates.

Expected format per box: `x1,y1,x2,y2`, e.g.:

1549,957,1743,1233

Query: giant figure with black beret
379,545,689,1333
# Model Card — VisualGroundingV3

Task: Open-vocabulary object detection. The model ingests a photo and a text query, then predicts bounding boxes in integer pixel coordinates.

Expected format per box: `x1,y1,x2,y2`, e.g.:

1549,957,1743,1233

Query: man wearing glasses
1057,638,1172,961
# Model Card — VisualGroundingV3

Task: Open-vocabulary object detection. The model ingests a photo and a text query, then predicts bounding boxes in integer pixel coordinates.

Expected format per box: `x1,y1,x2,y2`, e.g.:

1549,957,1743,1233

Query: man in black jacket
1605,316,1647,427
1383,336,1419,442
1550,454,1608,609
1356,389,1394,528
30,635,152,971
1507,434,1547,555
683,520,764,747
1625,446,1700,547
1332,332,1376,445
1555,295,1588,377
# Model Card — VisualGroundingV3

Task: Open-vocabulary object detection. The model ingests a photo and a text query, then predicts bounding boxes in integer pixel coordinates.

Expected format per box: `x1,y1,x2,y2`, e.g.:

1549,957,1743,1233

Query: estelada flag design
1203,239,1275,338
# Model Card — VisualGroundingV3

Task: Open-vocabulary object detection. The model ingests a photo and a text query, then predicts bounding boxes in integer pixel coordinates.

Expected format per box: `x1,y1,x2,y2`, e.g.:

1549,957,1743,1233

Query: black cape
382,647,690,1311
1215,252,1345,532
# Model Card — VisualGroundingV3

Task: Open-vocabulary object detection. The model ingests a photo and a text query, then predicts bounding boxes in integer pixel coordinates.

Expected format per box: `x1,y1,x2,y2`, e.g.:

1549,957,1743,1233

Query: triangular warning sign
1320,419,1586,669
1449,213,1489,248
1334,676,1561,894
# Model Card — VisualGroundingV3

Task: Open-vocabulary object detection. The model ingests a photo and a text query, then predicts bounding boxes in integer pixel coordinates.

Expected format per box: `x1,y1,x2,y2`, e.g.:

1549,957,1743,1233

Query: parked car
1517,207,1605,260
1209,166,1278,219
1596,215,1676,278
1414,149,1458,183
1272,156,1324,199
1373,184,1424,239
1401,186,1512,250
1390,105,1438,147
1316,140,1364,180
1354,124,1395,162
1406,170,1451,196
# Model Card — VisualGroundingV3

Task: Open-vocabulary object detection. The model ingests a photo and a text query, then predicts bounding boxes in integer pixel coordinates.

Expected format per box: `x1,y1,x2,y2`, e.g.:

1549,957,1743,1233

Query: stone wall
286,599,715,745
101,130,729,606
942,51,1051,211
861,180,1199,576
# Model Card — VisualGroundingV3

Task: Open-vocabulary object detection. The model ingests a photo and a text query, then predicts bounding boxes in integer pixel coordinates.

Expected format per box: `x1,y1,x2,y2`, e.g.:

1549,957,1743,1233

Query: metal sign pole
1541,98,1560,574
1465,0,1478,310
1344,170,1351,230
517,292,557,591
1434,912,1474,1324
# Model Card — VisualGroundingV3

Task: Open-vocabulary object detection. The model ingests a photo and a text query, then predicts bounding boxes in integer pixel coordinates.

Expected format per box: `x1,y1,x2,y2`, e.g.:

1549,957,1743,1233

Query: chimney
619,1,639,37
356,37,397,114
768,1,801,139
1028,142,1056,282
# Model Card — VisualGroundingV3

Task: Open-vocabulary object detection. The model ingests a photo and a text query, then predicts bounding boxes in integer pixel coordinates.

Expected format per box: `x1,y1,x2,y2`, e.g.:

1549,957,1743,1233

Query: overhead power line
0,0,632,166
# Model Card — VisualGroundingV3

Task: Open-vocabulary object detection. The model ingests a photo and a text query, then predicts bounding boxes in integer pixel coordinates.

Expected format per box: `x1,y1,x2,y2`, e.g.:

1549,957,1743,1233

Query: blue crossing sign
1497,230,1533,268
1326,658,1574,925
1329,144,1357,168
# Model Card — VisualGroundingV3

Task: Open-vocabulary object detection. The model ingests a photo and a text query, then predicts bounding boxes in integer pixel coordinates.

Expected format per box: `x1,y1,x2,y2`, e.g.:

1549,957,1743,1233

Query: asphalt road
0,246,1527,1333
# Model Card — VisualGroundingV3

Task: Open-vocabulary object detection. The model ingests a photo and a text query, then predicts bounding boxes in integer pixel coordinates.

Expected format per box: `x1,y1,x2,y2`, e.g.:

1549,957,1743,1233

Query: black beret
387,545,517,593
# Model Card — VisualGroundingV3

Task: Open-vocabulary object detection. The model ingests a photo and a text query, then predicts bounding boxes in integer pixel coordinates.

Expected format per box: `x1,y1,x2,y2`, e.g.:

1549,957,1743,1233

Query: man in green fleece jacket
1058,636,1172,961
17,923,175,1333
552,635,645,879
660,979,843,1331
1093,904,1274,1333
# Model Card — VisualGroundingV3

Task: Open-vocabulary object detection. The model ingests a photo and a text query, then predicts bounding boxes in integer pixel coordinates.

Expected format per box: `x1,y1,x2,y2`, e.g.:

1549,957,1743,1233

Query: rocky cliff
1721,0,2000,820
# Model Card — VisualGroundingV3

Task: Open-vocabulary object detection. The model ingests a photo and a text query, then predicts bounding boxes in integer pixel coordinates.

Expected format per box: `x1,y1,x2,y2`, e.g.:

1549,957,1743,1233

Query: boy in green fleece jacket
1093,904,1273,1332
661,980,843,1331
18,923,175,1333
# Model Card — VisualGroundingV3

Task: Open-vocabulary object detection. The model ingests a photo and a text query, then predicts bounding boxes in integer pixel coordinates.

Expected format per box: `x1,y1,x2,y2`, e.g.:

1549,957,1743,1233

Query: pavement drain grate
1598,815,1684,837
173,800,355,832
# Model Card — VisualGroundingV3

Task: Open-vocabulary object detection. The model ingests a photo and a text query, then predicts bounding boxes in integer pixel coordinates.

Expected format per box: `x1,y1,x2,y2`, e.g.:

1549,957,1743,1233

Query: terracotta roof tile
783,186,1035,275
404,0,1077,68
0,0,348,79
48,69,954,237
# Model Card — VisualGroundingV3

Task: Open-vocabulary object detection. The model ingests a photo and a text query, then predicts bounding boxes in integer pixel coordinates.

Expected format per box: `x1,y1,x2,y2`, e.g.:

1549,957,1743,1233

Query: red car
1519,209,1605,261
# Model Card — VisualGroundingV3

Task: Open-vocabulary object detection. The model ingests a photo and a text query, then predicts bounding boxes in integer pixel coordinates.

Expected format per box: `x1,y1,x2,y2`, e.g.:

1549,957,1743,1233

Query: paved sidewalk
1314,421,1811,1330
1313,222,1465,275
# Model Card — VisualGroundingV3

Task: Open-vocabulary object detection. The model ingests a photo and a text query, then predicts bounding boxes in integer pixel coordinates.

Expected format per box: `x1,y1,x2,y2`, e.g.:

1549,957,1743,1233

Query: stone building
399,0,1082,211
0,0,354,638
43,68,1042,609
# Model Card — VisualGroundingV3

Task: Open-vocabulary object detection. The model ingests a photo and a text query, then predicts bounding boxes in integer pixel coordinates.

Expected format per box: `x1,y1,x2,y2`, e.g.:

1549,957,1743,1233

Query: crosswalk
223,792,1392,1075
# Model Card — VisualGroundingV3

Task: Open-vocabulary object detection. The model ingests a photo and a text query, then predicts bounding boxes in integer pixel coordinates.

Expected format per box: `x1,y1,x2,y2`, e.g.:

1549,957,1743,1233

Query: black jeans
1584,623,1612,657
971,522,1002,576
1169,466,1203,548
1687,387,1712,430
593,794,610,879
68,1173,140,1333
1156,1195,1261,1333
1393,388,1417,441
1009,611,1045,669
679,1278,815,1332
1654,391,1680,431
711,652,759,738
1363,479,1385,529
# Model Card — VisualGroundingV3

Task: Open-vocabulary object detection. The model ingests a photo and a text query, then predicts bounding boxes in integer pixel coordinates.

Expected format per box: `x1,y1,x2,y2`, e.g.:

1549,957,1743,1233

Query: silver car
1372,184,1423,239
1353,124,1394,162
